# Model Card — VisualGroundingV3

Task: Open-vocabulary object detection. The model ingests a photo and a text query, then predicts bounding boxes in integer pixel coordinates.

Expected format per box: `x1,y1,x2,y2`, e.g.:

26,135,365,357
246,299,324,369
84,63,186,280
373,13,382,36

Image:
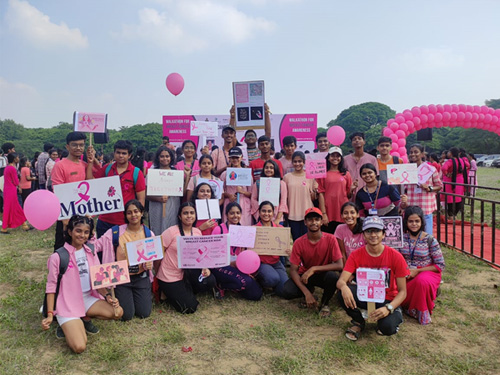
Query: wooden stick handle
111,288,118,317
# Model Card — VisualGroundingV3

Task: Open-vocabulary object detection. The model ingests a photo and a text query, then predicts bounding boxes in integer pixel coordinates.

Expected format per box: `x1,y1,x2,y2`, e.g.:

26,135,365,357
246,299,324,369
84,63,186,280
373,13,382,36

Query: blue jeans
424,214,433,235
256,261,288,297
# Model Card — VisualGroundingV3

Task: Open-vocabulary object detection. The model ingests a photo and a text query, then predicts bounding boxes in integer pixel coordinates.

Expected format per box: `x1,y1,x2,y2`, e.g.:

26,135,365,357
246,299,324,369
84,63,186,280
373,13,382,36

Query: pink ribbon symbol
136,249,157,262
196,246,209,263
386,223,397,236
401,171,410,183
275,236,286,248
75,181,90,204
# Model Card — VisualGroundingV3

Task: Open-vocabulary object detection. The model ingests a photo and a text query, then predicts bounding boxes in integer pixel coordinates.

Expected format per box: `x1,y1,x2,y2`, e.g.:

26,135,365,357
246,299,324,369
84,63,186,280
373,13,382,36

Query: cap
362,216,385,231
228,147,243,157
328,146,343,156
222,125,236,133
305,207,323,218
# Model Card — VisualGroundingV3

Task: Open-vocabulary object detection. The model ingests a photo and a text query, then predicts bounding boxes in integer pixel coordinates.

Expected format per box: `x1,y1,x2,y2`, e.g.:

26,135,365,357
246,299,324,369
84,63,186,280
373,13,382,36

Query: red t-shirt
94,162,146,225
250,158,284,181
254,221,281,265
343,245,409,301
290,232,342,275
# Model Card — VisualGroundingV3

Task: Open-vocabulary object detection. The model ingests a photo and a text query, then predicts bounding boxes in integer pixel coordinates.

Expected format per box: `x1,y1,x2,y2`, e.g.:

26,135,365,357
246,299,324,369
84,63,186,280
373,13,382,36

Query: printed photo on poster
356,268,386,303
381,216,403,248
232,80,265,128
125,236,164,266
90,261,130,289
73,112,107,134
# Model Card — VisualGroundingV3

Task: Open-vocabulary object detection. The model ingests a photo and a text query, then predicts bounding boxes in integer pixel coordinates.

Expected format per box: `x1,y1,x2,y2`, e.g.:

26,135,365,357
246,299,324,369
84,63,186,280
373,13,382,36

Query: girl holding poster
250,160,288,225
147,146,181,235
177,140,201,196
334,202,366,264
41,216,123,353
253,201,289,297
186,154,222,204
211,202,263,300
398,206,445,325
155,203,216,314
190,182,219,235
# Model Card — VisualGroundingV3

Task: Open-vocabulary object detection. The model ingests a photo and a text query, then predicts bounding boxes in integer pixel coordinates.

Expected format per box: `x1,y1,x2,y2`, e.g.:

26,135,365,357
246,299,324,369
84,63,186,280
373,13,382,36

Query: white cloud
0,77,41,125
5,0,88,49
115,0,275,53
399,47,465,72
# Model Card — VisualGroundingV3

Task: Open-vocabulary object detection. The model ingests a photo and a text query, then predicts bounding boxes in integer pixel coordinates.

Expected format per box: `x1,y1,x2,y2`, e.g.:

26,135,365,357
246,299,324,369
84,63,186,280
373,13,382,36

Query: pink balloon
465,112,472,121
451,104,459,112
406,120,414,130
434,113,443,122
395,130,406,138
403,110,413,120
165,73,185,96
24,190,61,230
428,104,437,114
402,156,409,163
327,126,346,146
399,123,408,133
395,115,405,124
495,109,500,117
386,119,395,126
457,112,465,121
443,104,452,112
458,104,467,112
236,250,260,274
398,146,407,155
411,107,421,116
383,127,394,137
420,105,429,114
427,113,435,123
420,114,428,123
442,112,451,122
390,134,399,143
391,151,401,158
473,105,481,113
390,122,399,131
491,115,499,124
397,138,406,147
484,114,493,123
436,104,444,113
481,106,489,114
412,116,421,126
392,143,399,151
415,123,422,131
450,112,458,122
478,114,485,122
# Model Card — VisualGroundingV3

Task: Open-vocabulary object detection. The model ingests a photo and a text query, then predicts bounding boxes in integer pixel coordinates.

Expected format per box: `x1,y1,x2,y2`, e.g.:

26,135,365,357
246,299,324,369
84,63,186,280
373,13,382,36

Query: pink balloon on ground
326,126,346,146
236,250,260,274
24,190,61,230
165,73,185,96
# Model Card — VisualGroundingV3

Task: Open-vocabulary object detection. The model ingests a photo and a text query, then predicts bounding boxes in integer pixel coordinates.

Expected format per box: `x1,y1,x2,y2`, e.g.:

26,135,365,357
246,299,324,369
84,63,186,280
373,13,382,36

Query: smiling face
284,142,296,157
245,132,257,147
264,162,276,177
409,147,423,164
363,228,385,246
406,214,423,233
183,142,196,158
197,184,212,199
360,167,377,184
316,137,329,152
126,204,143,225
66,140,85,158
227,206,242,225
377,142,392,157
259,204,274,223
342,205,359,227
223,129,235,145
179,205,196,227
68,223,91,249
328,152,341,168
229,156,241,168
292,155,304,172
304,215,322,232
258,140,271,155
159,150,171,168
50,151,59,161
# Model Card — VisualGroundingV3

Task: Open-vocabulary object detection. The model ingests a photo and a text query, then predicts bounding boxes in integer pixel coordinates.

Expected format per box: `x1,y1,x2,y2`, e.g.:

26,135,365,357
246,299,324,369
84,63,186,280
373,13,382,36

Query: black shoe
56,325,65,339
82,319,100,335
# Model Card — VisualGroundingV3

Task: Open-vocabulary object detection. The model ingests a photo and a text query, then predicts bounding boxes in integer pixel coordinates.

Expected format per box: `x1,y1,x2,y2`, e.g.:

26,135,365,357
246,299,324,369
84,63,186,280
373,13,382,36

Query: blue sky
1,0,499,130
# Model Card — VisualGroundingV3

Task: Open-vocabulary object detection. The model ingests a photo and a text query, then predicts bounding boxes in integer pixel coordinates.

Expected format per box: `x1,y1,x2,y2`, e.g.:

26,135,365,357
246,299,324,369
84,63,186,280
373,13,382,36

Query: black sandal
345,326,362,341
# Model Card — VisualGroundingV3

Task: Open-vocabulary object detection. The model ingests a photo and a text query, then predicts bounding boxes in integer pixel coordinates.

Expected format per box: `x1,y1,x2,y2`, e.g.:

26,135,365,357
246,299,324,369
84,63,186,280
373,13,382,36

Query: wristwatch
428,186,433,192
385,303,394,314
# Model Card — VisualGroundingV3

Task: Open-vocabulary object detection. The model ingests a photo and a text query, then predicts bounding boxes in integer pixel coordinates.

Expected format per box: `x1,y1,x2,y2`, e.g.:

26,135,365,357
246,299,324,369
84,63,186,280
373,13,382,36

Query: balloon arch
382,104,500,162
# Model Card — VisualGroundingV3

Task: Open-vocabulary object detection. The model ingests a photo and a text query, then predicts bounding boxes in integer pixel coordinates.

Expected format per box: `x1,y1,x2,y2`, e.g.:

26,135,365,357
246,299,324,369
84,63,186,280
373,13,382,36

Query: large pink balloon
24,190,60,230
383,128,394,137
165,73,185,96
236,250,260,274
327,126,346,146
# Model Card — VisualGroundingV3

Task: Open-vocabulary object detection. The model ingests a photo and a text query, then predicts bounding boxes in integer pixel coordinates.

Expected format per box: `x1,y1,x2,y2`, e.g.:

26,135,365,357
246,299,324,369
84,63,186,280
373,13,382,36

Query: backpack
105,163,141,187
42,244,95,318
392,156,400,164
111,225,152,274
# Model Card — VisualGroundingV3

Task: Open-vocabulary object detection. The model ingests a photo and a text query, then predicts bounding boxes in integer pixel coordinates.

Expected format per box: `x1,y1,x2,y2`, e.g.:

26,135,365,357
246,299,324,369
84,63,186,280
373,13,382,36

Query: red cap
305,207,323,218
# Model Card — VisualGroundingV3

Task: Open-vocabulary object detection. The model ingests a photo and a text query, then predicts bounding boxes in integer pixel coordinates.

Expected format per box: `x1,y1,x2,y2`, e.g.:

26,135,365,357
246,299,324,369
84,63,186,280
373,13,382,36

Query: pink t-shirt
279,157,294,176
283,173,316,221
157,226,202,283
51,158,88,185
20,167,31,189
316,170,352,223
250,179,288,221
343,153,379,195
334,224,366,258
175,160,200,177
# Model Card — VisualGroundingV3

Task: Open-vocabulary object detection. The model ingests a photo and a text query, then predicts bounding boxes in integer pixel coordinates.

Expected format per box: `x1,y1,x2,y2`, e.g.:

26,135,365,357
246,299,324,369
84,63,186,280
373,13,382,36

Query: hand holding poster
53,176,124,220
226,168,253,186
125,236,164,266
305,159,327,179
387,163,418,185
356,268,386,303
90,261,130,289
195,199,221,220
229,225,256,248
252,226,291,256
258,177,280,206
417,163,436,185
73,112,107,133
177,235,230,269
190,121,218,137
233,80,265,128
381,216,403,248
147,169,184,196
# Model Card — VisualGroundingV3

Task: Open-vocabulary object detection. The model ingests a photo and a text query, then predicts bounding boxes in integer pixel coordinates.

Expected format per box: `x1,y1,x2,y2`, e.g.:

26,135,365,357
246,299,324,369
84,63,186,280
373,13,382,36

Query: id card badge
415,188,422,193
409,265,417,269
369,208,378,215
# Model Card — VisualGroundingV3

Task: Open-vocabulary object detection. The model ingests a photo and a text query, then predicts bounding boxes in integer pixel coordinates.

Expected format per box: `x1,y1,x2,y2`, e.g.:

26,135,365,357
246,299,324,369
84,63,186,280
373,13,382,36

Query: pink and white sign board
125,236,164,266
229,225,257,248
356,268,386,303
233,80,265,128
258,177,280,206
305,159,327,179
73,112,107,133
90,261,130,289
387,163,418,185
147,169,184,197
190,121,218,137
177,234,230,269
417,163,436,185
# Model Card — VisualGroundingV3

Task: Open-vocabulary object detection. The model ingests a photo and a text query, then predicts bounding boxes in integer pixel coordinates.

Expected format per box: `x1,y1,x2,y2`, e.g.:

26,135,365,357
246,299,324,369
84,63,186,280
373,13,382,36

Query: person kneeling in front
283,208,343,317
336,216,409,341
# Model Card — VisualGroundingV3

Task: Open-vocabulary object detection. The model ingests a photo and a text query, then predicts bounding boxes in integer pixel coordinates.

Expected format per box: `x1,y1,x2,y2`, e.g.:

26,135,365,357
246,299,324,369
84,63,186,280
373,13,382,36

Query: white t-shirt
75,249,91,293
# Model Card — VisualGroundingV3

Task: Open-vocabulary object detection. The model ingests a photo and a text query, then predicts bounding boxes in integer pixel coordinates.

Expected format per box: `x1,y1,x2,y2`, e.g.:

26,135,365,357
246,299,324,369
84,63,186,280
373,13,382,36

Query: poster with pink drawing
125,236,164,266
90,261,130,289
305,159,327,179
73,112,107,133
177,234,230,269
356,268,386,303
417,162,436,185
229,225,256,248
258,177,280,206
381,216,403,248
232,80,265,128
387,163,418,185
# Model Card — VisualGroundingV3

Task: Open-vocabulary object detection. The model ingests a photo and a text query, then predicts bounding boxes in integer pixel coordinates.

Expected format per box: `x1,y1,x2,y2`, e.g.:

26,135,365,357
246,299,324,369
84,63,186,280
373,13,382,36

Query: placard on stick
90,261,130,289
387,163,418,185
125,236,164,266
73,112,107,133
190,121,218,137
147,169,184,197
226,168,253,187
258,177,280,206
252,226,291,256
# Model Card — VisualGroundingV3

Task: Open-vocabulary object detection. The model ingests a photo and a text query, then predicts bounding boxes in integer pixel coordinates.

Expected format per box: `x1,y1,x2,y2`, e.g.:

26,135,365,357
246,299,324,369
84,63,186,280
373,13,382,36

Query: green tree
485,99,500,109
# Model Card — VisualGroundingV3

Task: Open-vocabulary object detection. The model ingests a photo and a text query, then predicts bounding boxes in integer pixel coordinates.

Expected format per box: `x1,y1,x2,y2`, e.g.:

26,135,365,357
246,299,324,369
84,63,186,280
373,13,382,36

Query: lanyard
409,231,422,263
365,181,381,208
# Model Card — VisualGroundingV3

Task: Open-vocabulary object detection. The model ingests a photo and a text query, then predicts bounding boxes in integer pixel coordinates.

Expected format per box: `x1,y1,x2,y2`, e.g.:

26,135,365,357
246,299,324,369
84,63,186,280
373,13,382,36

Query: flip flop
319,305,331,318
345,326,362,341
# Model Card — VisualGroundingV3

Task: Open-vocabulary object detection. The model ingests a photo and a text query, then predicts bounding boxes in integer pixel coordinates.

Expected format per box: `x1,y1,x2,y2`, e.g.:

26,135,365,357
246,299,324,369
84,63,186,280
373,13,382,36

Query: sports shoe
56,326,65,339
213,286,225,300
82,319,100,335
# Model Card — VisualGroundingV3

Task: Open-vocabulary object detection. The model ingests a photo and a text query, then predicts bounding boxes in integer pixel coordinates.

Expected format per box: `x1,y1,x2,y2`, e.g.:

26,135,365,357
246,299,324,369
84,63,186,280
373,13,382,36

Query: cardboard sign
252,226,291,256
226,168,253,186
305,159,327,179
90,261,130,289
73,112,107,133
229,225,256,248
356,268,386,303
125,236,164,266
177,234,230,268
387,163,418,185
197,178,223,199
190,121,218,137
232,80,265,128
147,169,184,197
417,163,436,185
258,177,280,206
195,199,221,220
381,216,403,249
53,176,124,220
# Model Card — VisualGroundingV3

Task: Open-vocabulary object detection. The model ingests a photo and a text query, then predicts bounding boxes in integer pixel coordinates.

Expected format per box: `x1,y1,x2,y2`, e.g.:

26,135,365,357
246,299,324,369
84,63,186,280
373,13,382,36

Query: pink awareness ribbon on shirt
75,181,90,204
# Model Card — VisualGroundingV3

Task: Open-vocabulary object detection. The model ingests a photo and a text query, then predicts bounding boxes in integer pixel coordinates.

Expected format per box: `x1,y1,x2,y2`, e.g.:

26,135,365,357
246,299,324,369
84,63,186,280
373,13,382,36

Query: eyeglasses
69,143,85,149
364,228,383,234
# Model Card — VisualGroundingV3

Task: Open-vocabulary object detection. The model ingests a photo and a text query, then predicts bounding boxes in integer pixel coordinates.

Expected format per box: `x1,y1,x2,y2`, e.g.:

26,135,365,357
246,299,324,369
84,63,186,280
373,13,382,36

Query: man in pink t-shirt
283,207,343,317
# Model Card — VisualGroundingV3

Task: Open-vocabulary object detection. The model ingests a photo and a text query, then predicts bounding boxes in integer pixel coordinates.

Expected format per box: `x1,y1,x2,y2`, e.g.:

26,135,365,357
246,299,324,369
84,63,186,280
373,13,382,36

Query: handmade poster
238,145,250,166
306,152,328,161
177,234,230,269
252,226,291,256
190,121,218,137
229,225,257,248
195,199,221,220
90,261,130,289
197,178,223,199
125,236,164,266
356,268,386,303
305,159,327,179
381,216,403,248
53,176,123,220
258,177,280,206
226,168,253,186
417,163,436,185
232,80,265,128
147,169,184,196
73,112,107,133
387,163,418,185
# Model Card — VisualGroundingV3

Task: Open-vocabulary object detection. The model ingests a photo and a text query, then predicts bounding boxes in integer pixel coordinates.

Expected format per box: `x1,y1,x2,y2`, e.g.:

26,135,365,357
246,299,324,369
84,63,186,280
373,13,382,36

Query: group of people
1,121,457,352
